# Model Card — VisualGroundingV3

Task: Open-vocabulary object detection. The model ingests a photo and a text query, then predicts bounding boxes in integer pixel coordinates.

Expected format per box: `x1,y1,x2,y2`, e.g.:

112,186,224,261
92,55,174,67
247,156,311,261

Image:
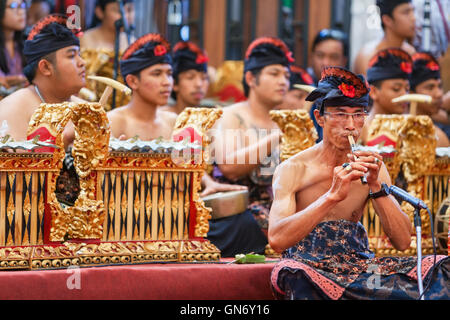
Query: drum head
202,190,249,219
435,198,449,254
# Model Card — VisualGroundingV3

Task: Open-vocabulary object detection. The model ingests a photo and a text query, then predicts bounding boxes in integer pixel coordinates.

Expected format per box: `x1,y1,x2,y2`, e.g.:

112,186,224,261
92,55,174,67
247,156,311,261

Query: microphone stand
422,0,431,52
387,184,426,299
414,206,424,300
112,0,132,109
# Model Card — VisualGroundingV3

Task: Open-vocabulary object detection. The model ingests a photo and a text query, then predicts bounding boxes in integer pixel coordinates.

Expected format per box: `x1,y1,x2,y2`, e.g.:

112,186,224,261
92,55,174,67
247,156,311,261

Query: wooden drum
202,189,249,219
434,195,450,255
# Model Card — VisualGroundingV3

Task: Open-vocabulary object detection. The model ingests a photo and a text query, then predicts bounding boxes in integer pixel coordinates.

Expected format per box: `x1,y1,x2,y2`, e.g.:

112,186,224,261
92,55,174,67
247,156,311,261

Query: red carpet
0,259,277,300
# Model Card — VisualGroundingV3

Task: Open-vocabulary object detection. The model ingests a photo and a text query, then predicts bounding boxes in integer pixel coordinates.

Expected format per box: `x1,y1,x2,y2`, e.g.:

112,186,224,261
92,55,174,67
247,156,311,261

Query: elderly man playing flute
269,66,449,300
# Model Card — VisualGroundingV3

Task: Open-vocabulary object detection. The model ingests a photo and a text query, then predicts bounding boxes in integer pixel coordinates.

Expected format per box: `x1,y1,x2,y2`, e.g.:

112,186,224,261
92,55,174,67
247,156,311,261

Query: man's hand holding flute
346,135,383,188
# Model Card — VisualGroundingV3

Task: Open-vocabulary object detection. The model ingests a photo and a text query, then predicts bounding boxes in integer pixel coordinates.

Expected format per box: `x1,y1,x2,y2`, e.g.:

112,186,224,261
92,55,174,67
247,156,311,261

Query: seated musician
269,66,450,300
80,0,135,52
158,41,246,196
352,0,416,76
160,41,210,115
108,34,252,256
277,65,314,111
107,33,177,140
213,37,293,247
410,52,449,147
0,14,86,141
359,48,412,146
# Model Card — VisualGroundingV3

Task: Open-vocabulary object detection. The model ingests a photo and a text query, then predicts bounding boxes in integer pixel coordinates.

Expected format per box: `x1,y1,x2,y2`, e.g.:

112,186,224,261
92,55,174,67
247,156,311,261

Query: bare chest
123,118,173,141
294,168,369,223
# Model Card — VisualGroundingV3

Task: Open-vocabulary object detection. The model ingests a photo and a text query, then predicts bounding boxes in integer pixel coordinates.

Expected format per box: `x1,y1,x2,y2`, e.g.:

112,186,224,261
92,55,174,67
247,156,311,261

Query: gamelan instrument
202,189,249,219
0,100,223,270
392,93,432,115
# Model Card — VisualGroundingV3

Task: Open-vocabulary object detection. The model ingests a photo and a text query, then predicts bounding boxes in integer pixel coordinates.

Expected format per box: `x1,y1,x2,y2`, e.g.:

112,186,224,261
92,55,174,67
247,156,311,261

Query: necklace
34,85,45,103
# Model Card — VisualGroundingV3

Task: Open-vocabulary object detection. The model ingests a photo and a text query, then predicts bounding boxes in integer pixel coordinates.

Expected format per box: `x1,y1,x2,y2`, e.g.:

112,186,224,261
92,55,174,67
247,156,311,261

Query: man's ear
125,74,139,90
37,59,53,77
369,84,379,102
313,108,325,128
94,6,105,21
172,81,179,95
381,14,394,30
244,71,256,90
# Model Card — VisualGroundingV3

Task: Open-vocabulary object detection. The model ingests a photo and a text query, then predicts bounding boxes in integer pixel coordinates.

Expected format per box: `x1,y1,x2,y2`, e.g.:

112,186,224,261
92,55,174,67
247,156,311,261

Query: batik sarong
271,220,449,300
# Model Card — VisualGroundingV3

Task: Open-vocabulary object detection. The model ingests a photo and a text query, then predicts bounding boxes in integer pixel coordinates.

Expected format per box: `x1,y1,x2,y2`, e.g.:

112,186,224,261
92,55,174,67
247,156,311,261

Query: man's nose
162,74,173,86
322,56,333,67
344,115,356,130
194,76,203,87
434,88,444,101
78,55,86,68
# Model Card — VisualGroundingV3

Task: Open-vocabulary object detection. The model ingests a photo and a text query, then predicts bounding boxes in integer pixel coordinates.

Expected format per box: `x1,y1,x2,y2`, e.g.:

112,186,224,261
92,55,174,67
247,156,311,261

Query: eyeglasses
312,28,349,56
6,2,27,10
324,112,368,123
317,29,348,41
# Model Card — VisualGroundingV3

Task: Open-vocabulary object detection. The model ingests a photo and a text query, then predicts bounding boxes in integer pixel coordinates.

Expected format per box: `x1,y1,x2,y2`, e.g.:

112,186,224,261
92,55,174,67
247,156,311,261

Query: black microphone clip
385,184,428,210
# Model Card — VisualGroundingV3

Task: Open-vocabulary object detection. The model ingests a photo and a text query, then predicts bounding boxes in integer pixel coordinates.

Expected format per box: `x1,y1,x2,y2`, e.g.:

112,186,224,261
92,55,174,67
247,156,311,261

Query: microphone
387,184,428,210
112,0,132,108
115,0,131,45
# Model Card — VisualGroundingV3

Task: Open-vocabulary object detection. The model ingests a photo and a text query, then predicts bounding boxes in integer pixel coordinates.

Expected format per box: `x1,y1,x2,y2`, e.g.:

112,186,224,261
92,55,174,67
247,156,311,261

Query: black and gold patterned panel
0,172,47,246
99,170,192,242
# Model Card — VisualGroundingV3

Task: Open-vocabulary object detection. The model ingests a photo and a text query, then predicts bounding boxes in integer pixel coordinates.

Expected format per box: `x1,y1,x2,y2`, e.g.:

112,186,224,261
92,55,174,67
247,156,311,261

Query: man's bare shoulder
0,87,38,114
159,105,176,113
80,28,99,48
0,87,32,105
277,146,318,173
106,106,129,126
0,88,41,140
401,42,416,55
106,106,130,138
353,40,380,74
219,102,249,128
362,40,380,54
157,108,178,125
107,105,127,117
221,102,248,116
273,147,317,192
435,125,450,147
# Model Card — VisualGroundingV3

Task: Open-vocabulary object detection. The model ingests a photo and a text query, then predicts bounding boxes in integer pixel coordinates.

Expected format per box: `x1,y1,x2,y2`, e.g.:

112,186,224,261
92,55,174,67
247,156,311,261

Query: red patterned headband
245,37,293,62
27,14,70,40
122,33,170,61
368,48,412,68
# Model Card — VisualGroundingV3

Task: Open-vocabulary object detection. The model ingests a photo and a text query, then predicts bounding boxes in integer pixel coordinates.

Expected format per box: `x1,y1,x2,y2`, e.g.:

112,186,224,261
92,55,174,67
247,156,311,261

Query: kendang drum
202,189,249,219
434,194,449,255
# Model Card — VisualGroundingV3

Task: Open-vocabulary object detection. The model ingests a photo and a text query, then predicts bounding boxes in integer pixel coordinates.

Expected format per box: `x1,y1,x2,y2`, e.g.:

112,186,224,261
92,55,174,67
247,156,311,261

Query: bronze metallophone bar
98,154,194,242
363,156,449,256
0,153,54,247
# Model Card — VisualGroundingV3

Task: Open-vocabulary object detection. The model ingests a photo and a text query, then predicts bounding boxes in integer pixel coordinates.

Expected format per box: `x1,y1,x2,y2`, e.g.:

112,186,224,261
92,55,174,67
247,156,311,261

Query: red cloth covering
0,259,276,300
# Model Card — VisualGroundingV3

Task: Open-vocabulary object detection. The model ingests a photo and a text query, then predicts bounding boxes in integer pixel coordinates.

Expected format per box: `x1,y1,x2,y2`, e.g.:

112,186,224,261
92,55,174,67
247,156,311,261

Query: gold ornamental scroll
269,109,318,162
366,114,404,182
27,102,110,241
395,115,436,249
172,107,223,238
365,114,437,256
68,102,110,239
